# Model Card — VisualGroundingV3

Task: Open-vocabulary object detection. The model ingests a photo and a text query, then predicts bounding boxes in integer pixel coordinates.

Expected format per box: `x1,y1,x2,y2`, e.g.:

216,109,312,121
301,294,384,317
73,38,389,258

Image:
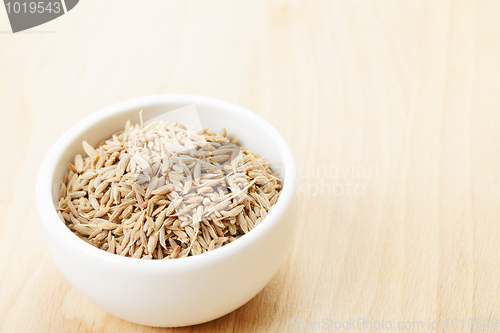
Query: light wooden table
2,1,500,332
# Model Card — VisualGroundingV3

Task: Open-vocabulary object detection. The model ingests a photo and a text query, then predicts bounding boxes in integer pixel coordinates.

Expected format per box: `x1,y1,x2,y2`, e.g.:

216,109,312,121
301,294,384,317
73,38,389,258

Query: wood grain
1,0,500,331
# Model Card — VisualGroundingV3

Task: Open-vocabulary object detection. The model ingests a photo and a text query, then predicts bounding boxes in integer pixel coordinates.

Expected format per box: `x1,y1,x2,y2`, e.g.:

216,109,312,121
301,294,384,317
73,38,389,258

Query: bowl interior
49,96,290,219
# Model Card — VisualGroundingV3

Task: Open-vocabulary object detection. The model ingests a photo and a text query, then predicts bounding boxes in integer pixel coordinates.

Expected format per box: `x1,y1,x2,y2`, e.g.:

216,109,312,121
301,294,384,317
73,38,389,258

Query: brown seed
58,117,281,259
83,141,99,162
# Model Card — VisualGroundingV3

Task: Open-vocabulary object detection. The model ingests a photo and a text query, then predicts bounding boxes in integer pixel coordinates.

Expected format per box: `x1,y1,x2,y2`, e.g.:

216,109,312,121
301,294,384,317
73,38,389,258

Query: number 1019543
5,1,62,14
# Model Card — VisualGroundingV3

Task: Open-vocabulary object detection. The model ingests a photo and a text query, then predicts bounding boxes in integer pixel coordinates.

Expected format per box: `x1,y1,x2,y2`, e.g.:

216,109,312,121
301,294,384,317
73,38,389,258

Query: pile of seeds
57,117,282,259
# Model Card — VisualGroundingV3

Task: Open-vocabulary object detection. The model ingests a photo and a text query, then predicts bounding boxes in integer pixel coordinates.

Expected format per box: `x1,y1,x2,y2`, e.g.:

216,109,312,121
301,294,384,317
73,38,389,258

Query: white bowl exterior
36,95,296,327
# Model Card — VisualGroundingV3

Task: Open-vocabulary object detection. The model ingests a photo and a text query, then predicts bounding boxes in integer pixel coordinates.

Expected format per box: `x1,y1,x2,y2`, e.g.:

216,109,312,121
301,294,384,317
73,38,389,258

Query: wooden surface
2,1,500,332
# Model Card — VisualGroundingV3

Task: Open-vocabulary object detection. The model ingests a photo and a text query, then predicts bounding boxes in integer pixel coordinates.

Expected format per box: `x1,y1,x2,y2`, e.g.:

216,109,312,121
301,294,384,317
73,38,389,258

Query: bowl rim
35,94,296,273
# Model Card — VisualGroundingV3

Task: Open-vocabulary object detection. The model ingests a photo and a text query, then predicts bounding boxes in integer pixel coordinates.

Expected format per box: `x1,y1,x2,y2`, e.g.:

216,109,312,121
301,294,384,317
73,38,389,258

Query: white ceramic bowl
36,95,297,327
